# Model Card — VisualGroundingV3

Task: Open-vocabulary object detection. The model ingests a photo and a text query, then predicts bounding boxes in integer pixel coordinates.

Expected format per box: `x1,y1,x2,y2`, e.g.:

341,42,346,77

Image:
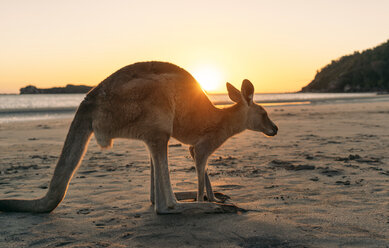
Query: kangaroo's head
226,79,278,136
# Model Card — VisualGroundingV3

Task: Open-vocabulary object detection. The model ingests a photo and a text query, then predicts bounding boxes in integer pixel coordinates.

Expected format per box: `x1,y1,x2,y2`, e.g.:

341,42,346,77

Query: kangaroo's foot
155,201,244,214
174,191,231,203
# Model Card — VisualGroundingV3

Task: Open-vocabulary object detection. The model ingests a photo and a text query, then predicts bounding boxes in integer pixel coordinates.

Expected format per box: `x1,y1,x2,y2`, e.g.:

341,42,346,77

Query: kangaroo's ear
241,79,254,105
226,82,242,103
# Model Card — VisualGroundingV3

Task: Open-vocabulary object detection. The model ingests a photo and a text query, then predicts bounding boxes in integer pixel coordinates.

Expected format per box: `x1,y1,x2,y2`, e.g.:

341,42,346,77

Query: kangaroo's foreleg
173,173,219,202
146,135,239,214
173,146,202,201
149,157,155,204
205,172,217,202
191,144,213,202
191,145,230,203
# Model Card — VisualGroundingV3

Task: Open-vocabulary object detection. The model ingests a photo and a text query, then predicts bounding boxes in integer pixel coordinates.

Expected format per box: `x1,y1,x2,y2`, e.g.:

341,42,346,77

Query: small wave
0,92,387,123
0,107,77,115
0,112,75,123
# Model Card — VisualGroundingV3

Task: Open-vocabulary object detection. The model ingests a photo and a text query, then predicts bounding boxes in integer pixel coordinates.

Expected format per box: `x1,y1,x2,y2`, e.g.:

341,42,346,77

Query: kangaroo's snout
270,123,278,136
264,122,278,136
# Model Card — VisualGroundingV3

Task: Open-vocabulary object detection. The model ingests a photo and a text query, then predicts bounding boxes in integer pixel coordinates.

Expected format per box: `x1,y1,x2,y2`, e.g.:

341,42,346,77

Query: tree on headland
301,40,389,92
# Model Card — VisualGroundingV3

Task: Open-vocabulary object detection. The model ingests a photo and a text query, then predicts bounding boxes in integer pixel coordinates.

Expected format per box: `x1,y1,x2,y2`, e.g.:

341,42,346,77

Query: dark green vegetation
302,40,389,92
20,84,93,94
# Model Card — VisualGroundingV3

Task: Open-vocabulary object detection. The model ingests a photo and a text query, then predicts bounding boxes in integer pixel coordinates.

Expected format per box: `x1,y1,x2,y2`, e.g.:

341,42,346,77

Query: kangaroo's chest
171,124,203,145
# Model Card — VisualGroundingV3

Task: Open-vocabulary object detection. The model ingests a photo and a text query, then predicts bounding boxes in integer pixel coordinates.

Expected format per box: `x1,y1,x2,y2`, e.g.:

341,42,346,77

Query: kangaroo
0,61,278,214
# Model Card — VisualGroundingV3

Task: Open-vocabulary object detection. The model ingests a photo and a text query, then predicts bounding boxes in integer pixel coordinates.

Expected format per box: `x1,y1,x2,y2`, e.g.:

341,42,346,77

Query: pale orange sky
1,0,389,93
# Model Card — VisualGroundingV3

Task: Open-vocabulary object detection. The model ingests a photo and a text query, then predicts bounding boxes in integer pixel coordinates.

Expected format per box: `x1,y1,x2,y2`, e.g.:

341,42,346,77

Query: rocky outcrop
301,40,389,92
20,84,93,94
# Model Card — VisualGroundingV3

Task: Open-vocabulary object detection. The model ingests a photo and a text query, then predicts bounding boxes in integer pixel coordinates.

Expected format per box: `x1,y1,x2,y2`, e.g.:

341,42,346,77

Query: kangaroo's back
85,61,217,145
89,61,212,106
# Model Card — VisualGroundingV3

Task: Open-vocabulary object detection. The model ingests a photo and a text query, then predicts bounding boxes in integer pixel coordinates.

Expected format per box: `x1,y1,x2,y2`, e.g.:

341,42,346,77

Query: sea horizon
1,92,388,124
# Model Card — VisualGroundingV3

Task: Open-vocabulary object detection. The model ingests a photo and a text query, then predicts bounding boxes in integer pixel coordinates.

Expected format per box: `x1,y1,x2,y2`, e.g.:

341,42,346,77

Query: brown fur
0,61,277,214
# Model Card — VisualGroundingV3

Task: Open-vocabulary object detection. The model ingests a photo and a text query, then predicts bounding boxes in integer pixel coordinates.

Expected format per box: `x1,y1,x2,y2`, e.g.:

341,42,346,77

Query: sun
191,66,223,92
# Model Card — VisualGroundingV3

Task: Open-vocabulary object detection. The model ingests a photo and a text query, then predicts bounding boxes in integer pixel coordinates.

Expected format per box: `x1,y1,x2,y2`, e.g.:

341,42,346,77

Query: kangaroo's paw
213,192,231,202
155,202,245,214
203,191,232,203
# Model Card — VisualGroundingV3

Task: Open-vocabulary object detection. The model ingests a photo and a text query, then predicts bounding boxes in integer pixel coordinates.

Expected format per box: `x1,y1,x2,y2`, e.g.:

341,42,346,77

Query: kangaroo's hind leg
145,134,177,213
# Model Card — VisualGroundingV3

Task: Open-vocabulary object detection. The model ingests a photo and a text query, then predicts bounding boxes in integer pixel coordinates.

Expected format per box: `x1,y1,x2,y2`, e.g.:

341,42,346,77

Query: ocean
0,92,386,123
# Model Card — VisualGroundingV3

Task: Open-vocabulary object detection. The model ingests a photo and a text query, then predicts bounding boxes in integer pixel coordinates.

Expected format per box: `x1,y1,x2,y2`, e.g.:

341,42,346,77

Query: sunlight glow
1,1,389,93
191,66,223,92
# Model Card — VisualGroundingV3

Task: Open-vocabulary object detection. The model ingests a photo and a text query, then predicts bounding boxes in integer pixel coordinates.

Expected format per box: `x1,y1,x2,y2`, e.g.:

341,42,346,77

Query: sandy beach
1,100,388,247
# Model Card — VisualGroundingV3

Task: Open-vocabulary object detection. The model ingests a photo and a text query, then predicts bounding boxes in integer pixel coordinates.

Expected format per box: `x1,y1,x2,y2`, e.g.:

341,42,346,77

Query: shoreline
1,100,388,247
1,93,389,124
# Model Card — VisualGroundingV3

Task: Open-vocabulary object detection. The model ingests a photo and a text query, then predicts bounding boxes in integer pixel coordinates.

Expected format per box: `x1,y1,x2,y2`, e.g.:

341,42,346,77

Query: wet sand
1,100,389,247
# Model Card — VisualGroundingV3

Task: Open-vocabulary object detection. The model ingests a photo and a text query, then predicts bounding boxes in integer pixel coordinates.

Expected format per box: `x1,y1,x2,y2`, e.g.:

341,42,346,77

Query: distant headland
301,40,389,93
20,84,94,94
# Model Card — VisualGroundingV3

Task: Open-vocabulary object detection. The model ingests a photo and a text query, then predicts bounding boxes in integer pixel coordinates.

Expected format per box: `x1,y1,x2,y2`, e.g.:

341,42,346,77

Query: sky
1,0,389,94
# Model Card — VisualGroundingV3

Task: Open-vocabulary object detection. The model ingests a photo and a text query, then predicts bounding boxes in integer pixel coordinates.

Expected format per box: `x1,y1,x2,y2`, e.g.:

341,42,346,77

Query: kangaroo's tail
0,99,94,213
